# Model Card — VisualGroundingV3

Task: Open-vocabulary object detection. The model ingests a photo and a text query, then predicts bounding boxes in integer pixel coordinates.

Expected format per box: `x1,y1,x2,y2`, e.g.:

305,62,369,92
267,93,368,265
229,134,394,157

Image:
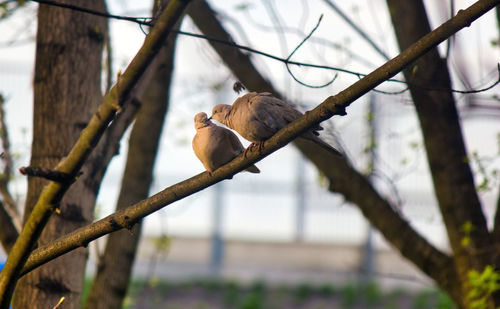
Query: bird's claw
243,141,266,158
257,141,265,152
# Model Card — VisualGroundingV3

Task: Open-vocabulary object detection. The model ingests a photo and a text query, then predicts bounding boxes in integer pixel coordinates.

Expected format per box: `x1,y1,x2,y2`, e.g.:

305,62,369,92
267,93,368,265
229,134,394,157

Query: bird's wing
221,127,244,156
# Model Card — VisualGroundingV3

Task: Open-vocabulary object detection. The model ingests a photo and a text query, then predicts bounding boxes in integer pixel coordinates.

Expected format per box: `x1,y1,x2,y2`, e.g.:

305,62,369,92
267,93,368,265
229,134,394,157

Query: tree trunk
13,1,106,308
386,0,494,307
84,15,179,309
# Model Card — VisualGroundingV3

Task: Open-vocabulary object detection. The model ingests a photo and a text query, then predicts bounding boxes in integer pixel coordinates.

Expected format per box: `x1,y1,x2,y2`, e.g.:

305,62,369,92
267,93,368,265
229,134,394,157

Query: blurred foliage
467,265,500,309
81,277,458,308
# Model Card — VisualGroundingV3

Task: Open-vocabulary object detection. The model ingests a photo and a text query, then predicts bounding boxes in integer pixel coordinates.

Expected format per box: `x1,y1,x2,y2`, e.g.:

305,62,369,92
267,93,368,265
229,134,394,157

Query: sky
0,0,499,254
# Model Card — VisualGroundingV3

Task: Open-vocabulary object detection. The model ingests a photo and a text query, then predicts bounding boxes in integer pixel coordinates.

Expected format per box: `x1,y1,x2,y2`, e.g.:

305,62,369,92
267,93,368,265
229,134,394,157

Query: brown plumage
211,92,341,156
192,112,260,174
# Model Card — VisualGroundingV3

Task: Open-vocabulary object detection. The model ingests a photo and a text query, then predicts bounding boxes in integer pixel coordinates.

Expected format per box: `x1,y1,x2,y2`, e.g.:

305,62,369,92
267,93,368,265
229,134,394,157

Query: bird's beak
208,116,213,121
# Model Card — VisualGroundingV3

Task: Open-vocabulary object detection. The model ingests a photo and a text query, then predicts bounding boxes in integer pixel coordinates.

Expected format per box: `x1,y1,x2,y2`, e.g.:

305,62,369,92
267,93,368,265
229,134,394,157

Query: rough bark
386,0,495,307
84,14,178,309
12,1,107,308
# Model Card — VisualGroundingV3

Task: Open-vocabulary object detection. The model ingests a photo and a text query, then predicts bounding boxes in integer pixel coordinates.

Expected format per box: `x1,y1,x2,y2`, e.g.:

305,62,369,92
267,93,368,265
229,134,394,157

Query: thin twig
285,14,338,88
322,0,391,61
21,0,500,95
7,0,495,95
18,166,77,183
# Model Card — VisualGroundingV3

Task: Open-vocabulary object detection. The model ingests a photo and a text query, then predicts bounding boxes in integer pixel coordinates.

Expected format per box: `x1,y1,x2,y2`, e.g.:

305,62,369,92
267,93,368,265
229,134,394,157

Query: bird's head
211,104,231,125
194,112,211,129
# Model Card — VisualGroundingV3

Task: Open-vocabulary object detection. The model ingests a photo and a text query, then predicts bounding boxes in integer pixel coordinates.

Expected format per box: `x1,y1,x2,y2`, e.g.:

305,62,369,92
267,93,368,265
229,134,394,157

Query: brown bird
211,92,341,155
192,112,260,174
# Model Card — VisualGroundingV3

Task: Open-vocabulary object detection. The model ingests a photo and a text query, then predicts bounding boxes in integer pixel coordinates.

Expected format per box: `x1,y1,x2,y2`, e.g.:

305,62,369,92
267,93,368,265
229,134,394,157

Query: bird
192,112,260,174
211,92,342,156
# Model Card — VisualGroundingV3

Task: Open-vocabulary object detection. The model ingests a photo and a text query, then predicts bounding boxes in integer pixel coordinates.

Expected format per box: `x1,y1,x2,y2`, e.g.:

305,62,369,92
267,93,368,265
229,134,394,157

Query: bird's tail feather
245,165,261,173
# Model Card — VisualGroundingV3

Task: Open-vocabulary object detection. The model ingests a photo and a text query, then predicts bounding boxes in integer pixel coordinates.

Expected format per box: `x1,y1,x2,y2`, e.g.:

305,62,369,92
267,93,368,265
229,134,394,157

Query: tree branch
0,0,191,307
18,0,499,279
188,0,456,292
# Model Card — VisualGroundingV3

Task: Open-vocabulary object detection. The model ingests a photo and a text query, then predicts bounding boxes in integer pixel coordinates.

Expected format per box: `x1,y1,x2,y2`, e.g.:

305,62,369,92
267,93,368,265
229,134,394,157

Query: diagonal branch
18,0,499,281
188,0,456,292
0,0,191,307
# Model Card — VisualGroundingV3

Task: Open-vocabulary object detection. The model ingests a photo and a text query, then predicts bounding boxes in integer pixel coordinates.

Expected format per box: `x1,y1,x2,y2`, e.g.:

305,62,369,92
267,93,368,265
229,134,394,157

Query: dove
211,92,342,156
192,112,260,174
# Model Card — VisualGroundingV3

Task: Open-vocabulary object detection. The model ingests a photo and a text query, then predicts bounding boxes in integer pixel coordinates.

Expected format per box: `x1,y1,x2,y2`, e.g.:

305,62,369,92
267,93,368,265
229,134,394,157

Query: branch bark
0,0,191,307
18,0,499,284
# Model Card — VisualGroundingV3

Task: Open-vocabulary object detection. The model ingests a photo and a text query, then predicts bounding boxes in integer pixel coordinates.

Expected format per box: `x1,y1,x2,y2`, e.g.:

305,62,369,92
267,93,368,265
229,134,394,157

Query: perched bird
192,112,260,174
211,92,341,155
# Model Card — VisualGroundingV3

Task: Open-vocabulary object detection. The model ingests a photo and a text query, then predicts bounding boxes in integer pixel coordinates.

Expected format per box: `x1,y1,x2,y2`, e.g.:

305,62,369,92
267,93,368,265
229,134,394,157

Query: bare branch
18,166,77,183
284,14,338,88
